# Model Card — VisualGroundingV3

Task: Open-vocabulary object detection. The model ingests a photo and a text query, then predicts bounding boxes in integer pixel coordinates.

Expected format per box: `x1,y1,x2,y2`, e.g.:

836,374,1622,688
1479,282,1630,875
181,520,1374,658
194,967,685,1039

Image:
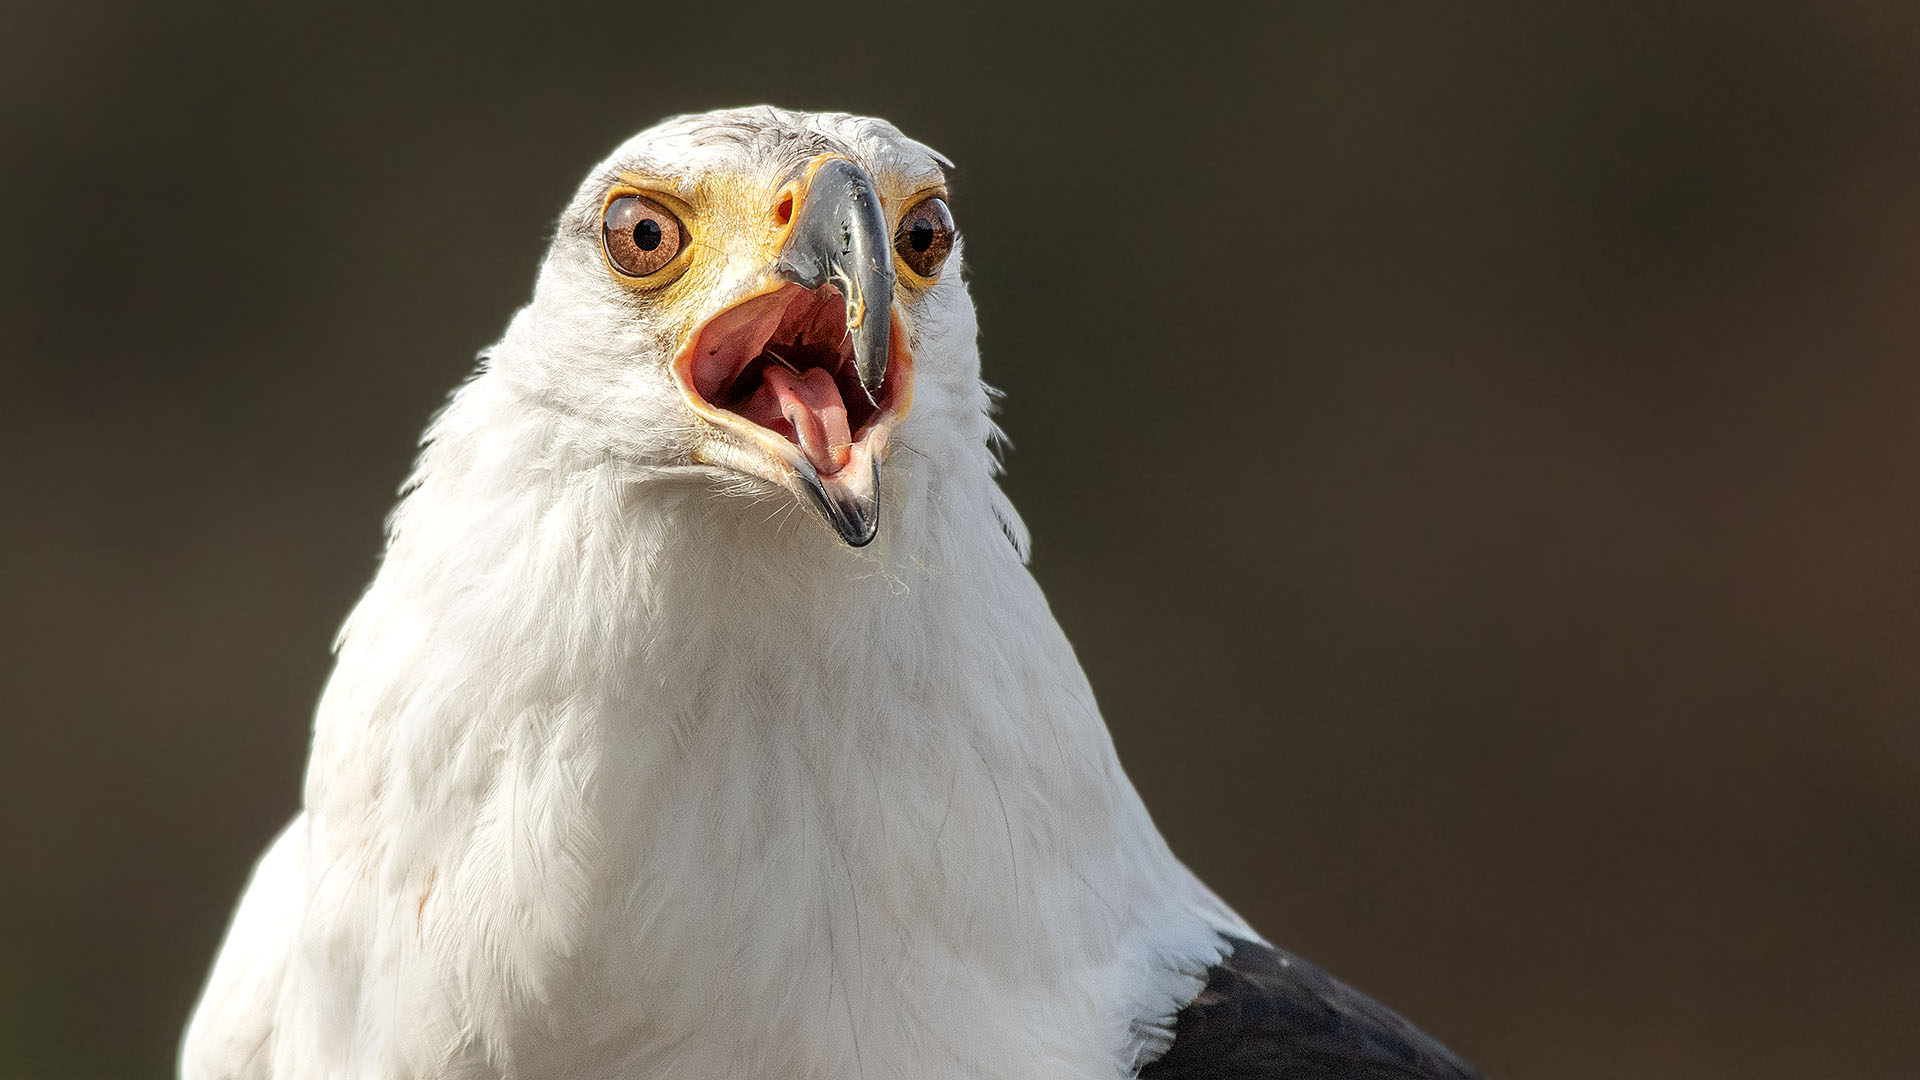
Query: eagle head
487,107,973,547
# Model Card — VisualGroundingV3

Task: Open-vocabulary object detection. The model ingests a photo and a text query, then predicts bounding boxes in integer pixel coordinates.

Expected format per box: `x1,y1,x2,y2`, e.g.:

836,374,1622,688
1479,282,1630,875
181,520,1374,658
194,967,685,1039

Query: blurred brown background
4,2,1917,1077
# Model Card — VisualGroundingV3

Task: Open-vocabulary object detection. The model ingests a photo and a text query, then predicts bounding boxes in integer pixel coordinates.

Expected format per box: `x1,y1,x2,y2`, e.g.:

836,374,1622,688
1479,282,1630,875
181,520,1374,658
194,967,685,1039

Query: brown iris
603,194,685,277
893,196,954,279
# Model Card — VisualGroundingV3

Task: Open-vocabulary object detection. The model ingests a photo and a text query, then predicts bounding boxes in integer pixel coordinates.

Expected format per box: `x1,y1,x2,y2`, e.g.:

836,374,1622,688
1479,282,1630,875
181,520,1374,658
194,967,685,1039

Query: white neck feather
295,367,1238,1079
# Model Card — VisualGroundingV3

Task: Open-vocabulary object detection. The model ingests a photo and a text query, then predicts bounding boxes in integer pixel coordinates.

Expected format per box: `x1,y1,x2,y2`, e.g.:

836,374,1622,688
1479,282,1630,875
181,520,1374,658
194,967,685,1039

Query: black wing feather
1136,936,1486,1079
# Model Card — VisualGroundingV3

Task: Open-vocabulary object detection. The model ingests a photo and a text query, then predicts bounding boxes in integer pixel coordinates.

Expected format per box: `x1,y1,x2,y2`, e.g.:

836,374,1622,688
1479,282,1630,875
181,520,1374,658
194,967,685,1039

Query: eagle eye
893,196,954,280
603,194,685,278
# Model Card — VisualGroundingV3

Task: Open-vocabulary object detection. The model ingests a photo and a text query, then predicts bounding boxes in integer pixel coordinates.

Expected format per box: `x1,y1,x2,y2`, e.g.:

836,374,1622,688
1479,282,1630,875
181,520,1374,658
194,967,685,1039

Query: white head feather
182,107,1247,1080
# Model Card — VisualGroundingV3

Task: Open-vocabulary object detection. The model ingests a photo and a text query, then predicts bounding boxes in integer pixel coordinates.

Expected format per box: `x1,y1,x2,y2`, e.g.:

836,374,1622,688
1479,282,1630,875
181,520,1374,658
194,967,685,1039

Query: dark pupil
909,221,934,253
633,218,663,252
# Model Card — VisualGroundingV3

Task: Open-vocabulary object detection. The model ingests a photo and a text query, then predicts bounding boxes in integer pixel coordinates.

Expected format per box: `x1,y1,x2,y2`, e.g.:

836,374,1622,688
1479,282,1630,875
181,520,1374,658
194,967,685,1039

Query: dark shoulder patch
1137,936,1486,1079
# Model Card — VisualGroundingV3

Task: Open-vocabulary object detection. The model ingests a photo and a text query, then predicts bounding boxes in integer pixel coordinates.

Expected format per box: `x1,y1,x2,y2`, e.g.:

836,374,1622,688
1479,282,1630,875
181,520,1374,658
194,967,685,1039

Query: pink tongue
756,365,852,475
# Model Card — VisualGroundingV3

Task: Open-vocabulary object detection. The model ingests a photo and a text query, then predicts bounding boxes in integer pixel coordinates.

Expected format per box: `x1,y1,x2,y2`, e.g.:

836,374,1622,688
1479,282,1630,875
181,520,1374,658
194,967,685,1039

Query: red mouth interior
683,285,899,477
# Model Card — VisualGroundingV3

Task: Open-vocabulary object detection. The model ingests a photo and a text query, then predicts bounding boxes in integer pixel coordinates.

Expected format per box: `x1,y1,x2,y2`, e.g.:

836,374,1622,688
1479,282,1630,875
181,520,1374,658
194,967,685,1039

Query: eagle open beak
674,156,913,548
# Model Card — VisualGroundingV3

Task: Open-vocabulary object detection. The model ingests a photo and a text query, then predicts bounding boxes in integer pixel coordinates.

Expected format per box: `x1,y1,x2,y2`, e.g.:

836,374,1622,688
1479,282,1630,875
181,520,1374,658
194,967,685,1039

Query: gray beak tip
775,156,899,547
798,461,881,548
779,156,896,404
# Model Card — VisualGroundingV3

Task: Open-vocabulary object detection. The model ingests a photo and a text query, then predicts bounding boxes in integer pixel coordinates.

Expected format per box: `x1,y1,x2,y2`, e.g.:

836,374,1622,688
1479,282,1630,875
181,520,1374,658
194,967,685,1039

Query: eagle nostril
774,191,794,227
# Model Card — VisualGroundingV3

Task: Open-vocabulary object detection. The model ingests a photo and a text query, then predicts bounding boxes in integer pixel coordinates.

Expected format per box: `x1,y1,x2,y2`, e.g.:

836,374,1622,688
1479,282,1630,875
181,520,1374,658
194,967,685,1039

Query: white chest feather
188,382,1238,1080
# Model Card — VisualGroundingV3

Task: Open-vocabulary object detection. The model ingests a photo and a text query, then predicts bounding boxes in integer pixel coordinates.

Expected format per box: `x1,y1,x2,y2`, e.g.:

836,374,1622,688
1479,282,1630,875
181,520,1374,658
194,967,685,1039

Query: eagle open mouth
678,283,911,481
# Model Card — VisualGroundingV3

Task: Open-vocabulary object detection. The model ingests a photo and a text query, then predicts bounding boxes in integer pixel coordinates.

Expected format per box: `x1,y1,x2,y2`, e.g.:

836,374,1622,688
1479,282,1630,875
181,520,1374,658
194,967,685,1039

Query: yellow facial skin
599,164,948,297
596,153,950,544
